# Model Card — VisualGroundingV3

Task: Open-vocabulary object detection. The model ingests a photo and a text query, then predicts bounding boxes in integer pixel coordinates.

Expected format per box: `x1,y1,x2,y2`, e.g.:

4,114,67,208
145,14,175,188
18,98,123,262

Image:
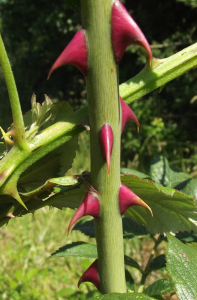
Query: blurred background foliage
0,0,197,175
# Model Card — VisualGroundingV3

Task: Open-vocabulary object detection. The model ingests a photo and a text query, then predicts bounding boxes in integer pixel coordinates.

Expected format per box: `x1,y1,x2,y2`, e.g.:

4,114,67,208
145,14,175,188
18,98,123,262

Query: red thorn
78,260,100,291
112,0,152,64
67,192,100,234
119,183,153,216
120,96,140,133
100,124,114,174
6,213,15,218
48,29,88,78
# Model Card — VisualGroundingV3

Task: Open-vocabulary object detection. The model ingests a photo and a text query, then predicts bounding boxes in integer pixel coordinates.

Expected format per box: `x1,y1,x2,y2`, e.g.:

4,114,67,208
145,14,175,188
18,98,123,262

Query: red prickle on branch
99,124,114,174
78,259,100,291
67,192,100,234
119,183,153,215
112,0,152,64
48,29,88,78
120,96,140,133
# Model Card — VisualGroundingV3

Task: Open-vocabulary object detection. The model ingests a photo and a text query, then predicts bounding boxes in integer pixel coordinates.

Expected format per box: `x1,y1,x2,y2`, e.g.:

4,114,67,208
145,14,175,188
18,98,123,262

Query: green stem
0,34,27,148
81,0,126,294
120,42,197,104
138,234,164,293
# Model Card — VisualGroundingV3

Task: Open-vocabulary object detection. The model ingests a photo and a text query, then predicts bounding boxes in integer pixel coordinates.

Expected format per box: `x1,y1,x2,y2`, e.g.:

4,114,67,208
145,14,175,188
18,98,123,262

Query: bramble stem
120,42,197,104
81,0,126,294
0,34,27,148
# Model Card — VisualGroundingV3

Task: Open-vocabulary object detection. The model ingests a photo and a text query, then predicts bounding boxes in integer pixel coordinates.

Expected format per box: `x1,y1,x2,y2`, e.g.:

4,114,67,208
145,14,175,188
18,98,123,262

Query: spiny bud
99,124,114,174
68,192,100,234
112,0,152,64
119,183,152,215
48,29,88,78
120,96,139,133
78,259,100,291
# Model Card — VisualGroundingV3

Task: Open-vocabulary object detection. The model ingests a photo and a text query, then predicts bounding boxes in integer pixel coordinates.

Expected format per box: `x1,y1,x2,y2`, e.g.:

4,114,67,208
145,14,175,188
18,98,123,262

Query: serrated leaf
167,234,197,300
121,174,197,235
47,183,86,210
150,154,191,188
18,137,78,186
121,168,151,179
87,293,156,300
125,269,136,292
72,217,150,239
50,242,142,271
73,218,95,238
51,242,97,259
149,255,166,271
122,217,150,238
143,279,174,297
175,178,197,200
19,176,78,198
176,230,197,243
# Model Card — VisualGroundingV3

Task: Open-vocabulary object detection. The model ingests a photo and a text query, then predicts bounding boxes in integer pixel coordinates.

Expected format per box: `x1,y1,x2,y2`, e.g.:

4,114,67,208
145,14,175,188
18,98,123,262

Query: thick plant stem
0,34,27,148
81,0,126,294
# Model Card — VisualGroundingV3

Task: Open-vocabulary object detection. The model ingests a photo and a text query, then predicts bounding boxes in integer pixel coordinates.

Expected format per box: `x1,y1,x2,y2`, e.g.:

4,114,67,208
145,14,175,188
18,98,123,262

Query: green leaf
125,269,136,292
121,174,197,235
122,217,150,238
73,218,95,238
150,154,191,188
47,183,86,210
87,293,156,299
143,279,174,297
72,217,150,239
51,242,97,259
167,234,197,300
149,255,166,271
121,168,151,179
18,137,78,186
175,178,197,200
176,231,197,243
51,242,142,271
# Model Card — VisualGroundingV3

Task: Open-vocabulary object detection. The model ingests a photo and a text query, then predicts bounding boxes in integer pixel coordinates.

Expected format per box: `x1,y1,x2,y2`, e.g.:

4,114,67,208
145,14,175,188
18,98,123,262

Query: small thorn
0,127,14,149
99,124,114,174
67,192,100,234
6,213,15,218
48,29,88,78
119,183,152,216
78,260,100,291
120,97,140,133
112,0,152,64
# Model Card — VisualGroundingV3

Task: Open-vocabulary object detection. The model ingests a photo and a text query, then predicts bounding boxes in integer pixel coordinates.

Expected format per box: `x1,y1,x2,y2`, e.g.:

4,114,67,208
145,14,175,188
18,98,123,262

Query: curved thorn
119,183,153,216
78,259,100,291
99,124,114,174
67,192,100,234
120,96,140,133
6,213,15,218
48,29,88,78
112,0,152,64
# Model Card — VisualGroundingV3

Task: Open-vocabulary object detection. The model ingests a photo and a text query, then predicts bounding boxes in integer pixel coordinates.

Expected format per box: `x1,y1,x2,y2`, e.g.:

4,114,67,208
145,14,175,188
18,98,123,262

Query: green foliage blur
0,0,197,174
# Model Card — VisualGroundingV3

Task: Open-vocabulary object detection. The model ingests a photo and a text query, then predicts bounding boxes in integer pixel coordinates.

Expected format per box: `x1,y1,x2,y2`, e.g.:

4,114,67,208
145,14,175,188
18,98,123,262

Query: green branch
120,42,197,104
0,34,27,148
